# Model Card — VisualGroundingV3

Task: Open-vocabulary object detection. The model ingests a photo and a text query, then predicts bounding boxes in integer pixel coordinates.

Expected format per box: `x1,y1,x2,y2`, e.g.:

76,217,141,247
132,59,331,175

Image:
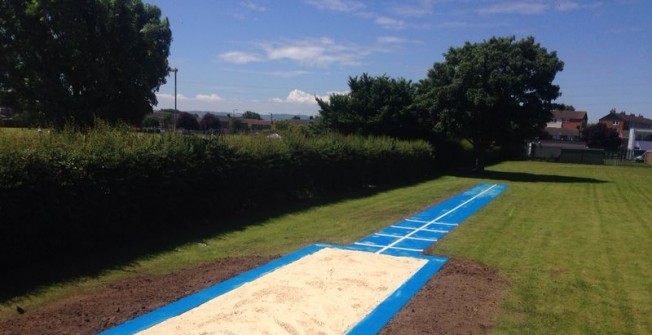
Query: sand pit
135,247,427,335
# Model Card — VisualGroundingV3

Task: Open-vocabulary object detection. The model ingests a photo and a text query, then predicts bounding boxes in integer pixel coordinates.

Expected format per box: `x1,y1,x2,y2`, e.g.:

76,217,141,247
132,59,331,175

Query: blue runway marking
349,183,508,256
99,183,506,335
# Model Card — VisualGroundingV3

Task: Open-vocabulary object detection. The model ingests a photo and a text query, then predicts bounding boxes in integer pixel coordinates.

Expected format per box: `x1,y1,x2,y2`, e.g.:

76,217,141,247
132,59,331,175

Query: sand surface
135,247,427,335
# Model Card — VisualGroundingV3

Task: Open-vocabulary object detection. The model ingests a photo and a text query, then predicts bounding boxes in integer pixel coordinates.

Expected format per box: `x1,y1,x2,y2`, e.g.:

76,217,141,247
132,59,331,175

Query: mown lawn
435,161,652,334
2,160,651,334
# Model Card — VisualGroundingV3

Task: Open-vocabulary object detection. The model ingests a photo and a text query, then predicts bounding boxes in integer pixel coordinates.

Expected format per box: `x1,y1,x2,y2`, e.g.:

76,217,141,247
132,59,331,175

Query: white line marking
406,219,458,226
391,226,449,234
404,219,429,223
375,184,498,254
405,219,460,226
429,222,459,226
374,233,438,242
353,242,423,252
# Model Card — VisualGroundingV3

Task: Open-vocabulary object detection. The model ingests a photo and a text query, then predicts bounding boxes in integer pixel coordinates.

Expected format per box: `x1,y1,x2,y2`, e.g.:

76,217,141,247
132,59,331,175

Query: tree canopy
176,112,199,131
419,36,564,169
582,123,621,149
316,73,430,141
199,113,221,132
0,0,172,127
241,111,262,120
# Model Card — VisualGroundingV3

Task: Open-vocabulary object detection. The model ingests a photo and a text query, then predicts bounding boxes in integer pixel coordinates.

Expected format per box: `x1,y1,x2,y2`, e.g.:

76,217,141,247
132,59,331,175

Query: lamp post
168,67,178,130
168,67,178,111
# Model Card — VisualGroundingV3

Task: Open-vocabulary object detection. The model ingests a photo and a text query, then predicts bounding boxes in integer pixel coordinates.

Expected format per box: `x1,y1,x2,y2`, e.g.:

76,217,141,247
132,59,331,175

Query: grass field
2,160,651,334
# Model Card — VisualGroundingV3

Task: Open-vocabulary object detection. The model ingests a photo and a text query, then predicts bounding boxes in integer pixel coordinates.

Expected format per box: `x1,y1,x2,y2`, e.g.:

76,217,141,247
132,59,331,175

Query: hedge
0,126,435,265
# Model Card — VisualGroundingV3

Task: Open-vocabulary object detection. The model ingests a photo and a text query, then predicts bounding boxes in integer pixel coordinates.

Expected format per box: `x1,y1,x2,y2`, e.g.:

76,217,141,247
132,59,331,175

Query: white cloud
156,93,189,101
393,0,435,17
478,1,584,15
377,36,420,44
268,70,311,77
219,51,263,64
375,16,407,30
555,0,580,11
478,2,549,15
286,89,319,104
241,0,267,12
280,89,348,104
261,38,366,66
195,93,224,102
303,0,365,12
304,0,410,30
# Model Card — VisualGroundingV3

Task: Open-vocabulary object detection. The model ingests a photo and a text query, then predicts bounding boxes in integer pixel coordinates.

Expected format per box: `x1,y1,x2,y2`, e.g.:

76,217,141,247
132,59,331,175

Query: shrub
0,127,435,265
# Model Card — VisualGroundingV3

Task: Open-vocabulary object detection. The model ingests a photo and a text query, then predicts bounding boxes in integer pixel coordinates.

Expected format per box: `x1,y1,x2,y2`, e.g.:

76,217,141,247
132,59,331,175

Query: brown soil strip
0,256,507,335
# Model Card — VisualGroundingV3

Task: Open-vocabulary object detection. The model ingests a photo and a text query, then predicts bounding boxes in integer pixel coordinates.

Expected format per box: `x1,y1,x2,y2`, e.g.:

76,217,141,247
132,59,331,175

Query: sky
149,0,652,122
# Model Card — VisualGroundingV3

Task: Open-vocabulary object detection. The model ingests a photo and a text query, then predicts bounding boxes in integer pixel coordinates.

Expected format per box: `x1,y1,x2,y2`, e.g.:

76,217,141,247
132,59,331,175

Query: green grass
2,160,651,335
435,161,652,334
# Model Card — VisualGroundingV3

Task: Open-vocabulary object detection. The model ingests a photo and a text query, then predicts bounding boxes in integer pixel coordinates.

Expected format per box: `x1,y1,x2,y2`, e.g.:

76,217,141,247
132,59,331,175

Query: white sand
136,247,427,335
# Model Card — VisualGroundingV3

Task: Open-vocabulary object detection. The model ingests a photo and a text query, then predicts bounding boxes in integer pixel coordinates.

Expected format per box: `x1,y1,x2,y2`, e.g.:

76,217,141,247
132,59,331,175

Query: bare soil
0,255,507,335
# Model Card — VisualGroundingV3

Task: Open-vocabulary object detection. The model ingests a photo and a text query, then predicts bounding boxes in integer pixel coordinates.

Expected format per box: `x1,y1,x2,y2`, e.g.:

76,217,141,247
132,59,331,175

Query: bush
0,127,435,265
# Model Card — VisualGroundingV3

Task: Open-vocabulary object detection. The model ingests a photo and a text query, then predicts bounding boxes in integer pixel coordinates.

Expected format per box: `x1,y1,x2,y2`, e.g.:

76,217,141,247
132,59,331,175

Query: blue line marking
99,183,507,335
346,256,446,335
350,183,508,256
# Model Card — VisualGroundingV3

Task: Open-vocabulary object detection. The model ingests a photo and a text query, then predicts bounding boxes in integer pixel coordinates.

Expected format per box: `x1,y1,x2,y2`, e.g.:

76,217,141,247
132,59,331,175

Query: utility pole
168,67,178,130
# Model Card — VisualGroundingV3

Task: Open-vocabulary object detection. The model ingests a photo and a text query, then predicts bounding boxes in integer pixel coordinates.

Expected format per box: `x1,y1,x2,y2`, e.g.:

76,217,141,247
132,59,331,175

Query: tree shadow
0,175,438,303
451,169,607,184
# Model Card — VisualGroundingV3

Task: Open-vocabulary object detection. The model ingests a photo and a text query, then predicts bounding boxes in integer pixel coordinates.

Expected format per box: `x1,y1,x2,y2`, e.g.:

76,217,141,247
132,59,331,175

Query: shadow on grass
0,175,438,304
452,169,607,184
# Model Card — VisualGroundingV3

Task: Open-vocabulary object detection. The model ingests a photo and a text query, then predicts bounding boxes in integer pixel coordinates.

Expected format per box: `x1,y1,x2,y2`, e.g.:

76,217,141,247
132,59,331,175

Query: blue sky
149,0,652,122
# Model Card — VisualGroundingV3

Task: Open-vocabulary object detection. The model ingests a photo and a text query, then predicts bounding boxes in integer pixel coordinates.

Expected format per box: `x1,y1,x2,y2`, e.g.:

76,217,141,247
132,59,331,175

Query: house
544,110,588,141
546,110,588,130
598,110,652,147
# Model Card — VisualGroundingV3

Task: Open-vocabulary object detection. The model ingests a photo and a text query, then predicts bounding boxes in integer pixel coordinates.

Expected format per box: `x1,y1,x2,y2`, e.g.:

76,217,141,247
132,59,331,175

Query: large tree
316,74,431,141
200,112,221,132
0,0,171,127
420,36,564,169
582,123,621,149
241,110,262,120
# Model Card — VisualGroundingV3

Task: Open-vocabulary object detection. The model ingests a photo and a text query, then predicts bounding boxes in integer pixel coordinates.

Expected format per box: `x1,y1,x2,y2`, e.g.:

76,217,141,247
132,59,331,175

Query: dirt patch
380,256,509,335
0,256,507,335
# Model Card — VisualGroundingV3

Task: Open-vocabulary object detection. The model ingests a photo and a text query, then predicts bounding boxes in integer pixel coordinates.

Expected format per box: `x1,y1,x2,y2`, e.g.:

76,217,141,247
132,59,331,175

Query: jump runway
99,183,507,335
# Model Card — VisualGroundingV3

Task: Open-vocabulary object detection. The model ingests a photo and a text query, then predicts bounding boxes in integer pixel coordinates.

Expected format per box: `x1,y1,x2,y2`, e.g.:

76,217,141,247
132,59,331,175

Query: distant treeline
0,126,434,265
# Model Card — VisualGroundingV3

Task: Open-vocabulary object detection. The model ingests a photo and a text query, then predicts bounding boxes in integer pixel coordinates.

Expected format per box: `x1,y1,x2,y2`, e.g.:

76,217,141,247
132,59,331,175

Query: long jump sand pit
132,246,429,335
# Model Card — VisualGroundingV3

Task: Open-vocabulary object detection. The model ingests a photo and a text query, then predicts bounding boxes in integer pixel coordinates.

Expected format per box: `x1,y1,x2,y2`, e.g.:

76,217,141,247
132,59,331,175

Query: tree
0,0,172,127
552,103,575,111
582,123,621,149
228,118,246,134
316,73,430,141
419,36,564,170
200,113,221,133
160,110,174,129
142,115,159,128
176,112,199,131
241,111,262,120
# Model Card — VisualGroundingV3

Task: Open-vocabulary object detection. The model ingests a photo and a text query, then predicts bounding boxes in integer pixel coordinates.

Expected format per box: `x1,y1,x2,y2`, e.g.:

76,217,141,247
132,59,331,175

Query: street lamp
168,67,178,111
168,67,178,130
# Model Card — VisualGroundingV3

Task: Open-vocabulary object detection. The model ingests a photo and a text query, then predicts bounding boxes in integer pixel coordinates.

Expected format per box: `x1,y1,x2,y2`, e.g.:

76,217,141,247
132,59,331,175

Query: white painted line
404,219,429,224
375,184,498,254
428,222,458,226
374,233,438,242
353,242,423,252
406,219,458,226
392,225,449,233
405,219,460,229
